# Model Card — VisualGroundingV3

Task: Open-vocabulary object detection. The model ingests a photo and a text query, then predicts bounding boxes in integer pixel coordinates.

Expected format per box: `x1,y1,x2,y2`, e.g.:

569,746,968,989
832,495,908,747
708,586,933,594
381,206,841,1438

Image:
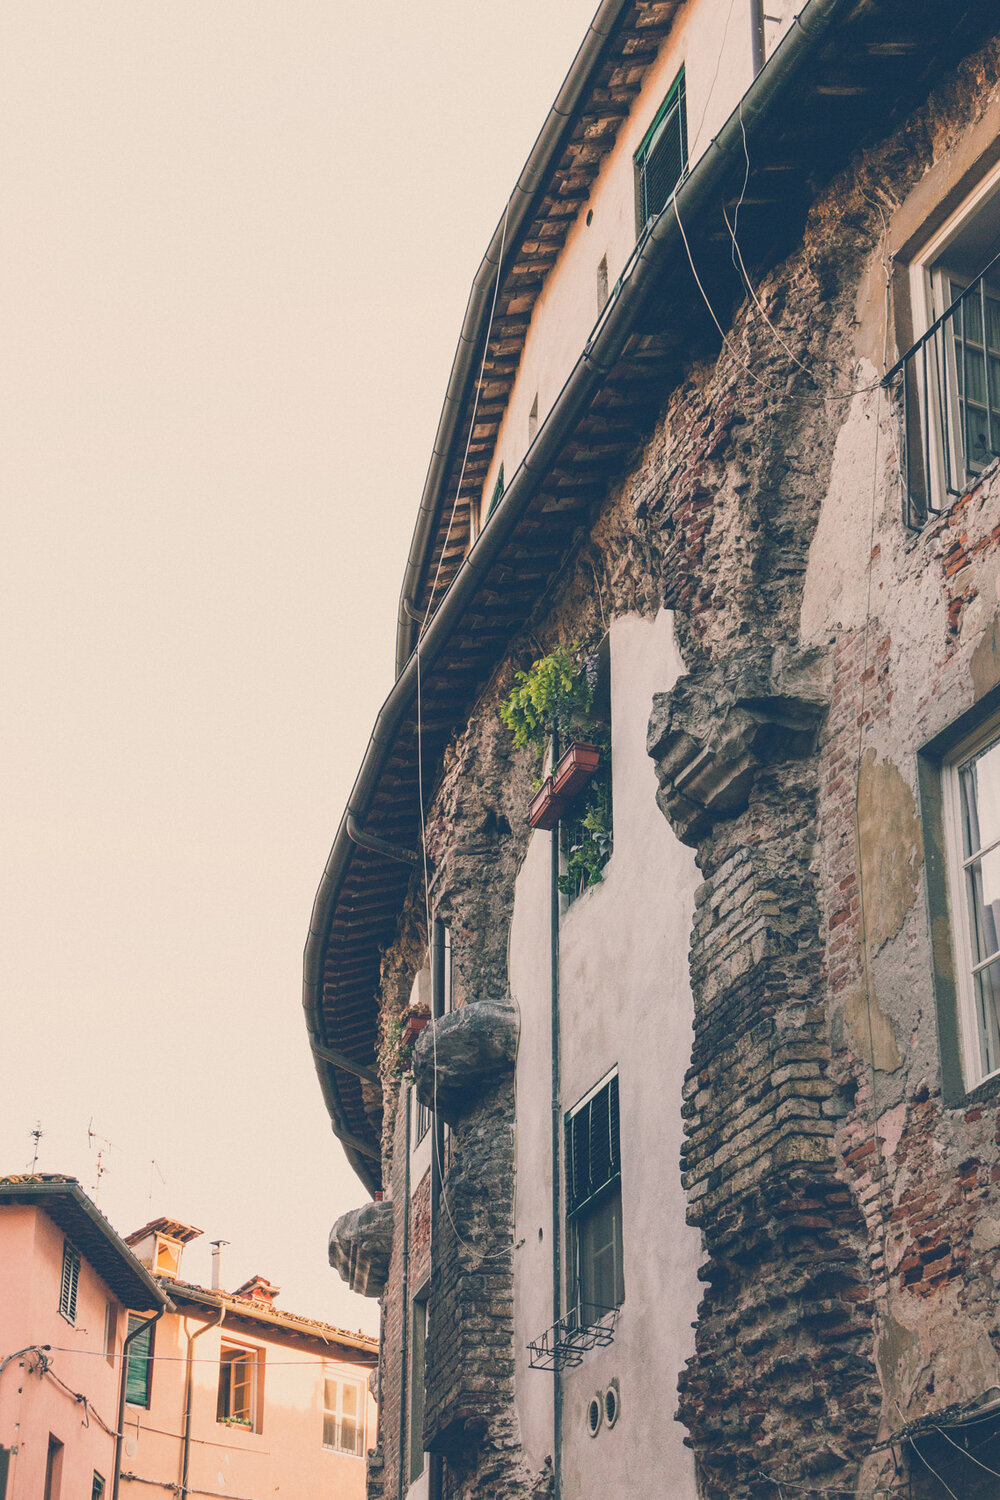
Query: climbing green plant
559,759,613,899
499,643,596,753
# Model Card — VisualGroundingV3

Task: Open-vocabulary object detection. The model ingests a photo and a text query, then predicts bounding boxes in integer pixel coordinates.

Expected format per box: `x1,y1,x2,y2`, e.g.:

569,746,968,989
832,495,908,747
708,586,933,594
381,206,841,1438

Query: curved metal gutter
305,0,849,1184
394,0,634,676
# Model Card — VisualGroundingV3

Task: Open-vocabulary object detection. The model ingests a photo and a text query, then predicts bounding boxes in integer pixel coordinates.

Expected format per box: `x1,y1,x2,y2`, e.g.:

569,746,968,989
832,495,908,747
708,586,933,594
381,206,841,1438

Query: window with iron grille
323,1374,365,1456
125,1315,153,1408
887,165,1000,526
565,1071,624,1317
59,1242,80,1324
634,70,687,234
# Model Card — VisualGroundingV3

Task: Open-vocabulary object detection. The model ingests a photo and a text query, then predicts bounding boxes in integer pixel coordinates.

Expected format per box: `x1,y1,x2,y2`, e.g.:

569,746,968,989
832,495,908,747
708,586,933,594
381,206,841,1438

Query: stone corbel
647,645,829,846
411,1001,518,1121
329,1200,394,1297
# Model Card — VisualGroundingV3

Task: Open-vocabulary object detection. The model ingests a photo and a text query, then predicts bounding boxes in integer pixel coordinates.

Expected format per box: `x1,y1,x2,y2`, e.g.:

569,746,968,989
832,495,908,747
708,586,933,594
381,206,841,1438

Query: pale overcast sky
0,1,599,1333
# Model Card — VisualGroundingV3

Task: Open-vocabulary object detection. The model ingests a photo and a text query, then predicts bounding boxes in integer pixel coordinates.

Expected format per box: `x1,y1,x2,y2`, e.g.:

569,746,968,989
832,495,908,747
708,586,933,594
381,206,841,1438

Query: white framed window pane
962,739,1000,854
969,850,1000,963
976,958,1000,1077
579,1190,624,1312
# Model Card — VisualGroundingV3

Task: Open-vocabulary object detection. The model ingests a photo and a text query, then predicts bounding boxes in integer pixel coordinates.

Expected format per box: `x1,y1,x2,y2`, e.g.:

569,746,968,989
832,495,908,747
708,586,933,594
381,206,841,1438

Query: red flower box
528,777,567,831
401,1013,430,1048
552,742,601,800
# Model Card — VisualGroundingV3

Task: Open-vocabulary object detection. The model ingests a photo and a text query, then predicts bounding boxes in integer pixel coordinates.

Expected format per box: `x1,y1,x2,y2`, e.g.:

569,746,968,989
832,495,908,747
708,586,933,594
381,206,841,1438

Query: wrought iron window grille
885,248,1000,529
526,1302,619,1372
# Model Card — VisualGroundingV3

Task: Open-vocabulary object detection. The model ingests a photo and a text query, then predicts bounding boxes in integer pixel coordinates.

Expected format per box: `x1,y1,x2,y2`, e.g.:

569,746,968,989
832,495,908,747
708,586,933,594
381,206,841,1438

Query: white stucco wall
478,0,760,531
509,609,701,1497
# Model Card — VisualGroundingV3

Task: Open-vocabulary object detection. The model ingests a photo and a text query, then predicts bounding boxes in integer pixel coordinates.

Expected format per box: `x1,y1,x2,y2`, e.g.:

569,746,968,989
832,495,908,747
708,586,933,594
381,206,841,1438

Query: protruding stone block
647,647,828,845
412,1001,518,1120
329,1200,394,1297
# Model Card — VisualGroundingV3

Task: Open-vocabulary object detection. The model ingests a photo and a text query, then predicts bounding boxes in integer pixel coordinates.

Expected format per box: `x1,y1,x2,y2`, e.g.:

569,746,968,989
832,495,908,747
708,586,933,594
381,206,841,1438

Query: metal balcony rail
885,250,1000,529
526,1302,619,1372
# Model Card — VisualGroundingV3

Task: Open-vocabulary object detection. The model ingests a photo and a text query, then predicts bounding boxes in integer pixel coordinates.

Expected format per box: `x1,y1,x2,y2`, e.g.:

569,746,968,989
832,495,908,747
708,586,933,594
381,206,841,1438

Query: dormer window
154,1235,181,1276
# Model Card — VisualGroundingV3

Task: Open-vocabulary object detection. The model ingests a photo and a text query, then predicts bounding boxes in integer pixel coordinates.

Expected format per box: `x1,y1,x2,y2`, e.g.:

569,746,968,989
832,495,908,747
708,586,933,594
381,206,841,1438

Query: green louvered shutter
125,1317,153,1407
59,1243,80,1323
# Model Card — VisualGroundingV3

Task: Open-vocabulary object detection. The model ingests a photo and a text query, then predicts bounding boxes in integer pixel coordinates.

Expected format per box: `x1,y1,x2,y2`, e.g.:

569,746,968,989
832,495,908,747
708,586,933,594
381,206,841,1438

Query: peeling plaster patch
843,984,903,1073
877,1312,922,1409
799,372,882,646
877,1100,906,1157
857,750,924,954
970,608,1000,698
886,1297,1000,1418
971,1215,1000,1257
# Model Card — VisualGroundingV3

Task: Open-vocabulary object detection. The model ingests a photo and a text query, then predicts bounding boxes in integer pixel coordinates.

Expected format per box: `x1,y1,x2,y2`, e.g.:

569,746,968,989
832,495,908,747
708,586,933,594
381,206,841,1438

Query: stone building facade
308,0,1000,1495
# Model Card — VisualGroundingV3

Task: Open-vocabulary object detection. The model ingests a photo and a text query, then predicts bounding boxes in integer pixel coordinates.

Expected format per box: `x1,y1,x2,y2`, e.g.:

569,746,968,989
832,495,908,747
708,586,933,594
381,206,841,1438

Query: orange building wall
120,1302,375,1500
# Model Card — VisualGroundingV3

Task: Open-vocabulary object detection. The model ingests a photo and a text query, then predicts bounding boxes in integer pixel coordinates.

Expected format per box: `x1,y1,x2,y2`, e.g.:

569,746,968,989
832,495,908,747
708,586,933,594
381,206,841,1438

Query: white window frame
322,1371,366,1457
943,714,1000,1089
908,158,1000,510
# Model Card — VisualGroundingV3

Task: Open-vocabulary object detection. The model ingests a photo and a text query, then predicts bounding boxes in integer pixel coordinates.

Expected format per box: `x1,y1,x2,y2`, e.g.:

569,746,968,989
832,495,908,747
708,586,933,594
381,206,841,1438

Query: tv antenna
28,1122,44,1172
149,1159,166,1209
87,1119,119,1205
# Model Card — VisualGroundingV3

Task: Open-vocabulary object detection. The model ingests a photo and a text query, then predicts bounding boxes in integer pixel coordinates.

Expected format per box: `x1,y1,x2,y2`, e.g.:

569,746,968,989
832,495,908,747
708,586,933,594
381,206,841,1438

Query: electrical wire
905,1435,961,1500
931,1421,1000,1480
755,1471,907,1495
39,1344,373,1367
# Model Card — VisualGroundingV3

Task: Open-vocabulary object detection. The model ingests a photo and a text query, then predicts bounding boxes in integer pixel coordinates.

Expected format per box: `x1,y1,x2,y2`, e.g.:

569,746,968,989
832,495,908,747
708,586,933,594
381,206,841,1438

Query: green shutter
59,1243,80,1323
634,70,688,230
125,1317,152,1407
486,464,505,521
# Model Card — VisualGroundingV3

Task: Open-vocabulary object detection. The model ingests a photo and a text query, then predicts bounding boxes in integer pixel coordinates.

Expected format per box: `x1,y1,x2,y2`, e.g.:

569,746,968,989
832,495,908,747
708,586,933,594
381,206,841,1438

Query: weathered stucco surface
510,609,700,1499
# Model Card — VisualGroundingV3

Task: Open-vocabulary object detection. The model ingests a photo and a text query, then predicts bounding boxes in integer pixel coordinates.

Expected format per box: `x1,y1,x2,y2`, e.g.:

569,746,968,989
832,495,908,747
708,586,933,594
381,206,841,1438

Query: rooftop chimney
233,1275,280,1306
210,1239,229,1291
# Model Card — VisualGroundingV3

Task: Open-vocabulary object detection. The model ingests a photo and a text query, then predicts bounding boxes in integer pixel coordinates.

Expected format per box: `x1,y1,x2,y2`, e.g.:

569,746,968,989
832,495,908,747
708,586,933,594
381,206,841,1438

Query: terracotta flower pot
401,1014,430,1048
528,777,567,830
551,742,601,800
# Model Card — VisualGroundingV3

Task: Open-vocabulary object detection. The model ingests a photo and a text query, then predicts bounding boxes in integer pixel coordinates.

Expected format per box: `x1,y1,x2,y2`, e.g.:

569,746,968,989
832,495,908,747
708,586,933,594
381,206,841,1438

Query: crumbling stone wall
646,31,1000,1500
370,32,1000,1500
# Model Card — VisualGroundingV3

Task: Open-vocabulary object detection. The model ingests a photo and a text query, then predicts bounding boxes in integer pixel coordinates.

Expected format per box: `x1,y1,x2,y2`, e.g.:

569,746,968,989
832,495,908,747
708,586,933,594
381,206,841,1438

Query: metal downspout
112,1309,165,1500
180,1302,225,1499
750,0,766,75
428,920,446,1500
396,1092,412,1500
550,734,563,1500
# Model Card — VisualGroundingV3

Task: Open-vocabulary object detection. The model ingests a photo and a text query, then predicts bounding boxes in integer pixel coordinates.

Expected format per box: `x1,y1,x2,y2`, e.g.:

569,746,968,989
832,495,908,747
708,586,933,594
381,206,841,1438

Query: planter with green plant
500,641,613,896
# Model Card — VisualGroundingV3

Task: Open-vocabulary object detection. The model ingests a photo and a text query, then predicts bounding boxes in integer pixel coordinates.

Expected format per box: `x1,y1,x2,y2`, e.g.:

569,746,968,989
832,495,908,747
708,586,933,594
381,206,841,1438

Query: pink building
118,1217,377,1499
0,1174,168,1500
0,1181,378,1500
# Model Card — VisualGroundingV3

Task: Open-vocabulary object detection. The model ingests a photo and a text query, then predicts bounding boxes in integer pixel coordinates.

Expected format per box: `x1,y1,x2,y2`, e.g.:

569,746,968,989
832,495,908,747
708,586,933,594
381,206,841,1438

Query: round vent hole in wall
587,1395,602,1437
604,1380,620,1428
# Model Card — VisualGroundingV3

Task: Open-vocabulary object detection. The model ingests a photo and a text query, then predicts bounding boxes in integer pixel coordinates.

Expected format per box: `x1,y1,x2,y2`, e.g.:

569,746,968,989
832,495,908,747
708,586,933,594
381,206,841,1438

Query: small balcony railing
526,1302,618,1372
885,255,1000,529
